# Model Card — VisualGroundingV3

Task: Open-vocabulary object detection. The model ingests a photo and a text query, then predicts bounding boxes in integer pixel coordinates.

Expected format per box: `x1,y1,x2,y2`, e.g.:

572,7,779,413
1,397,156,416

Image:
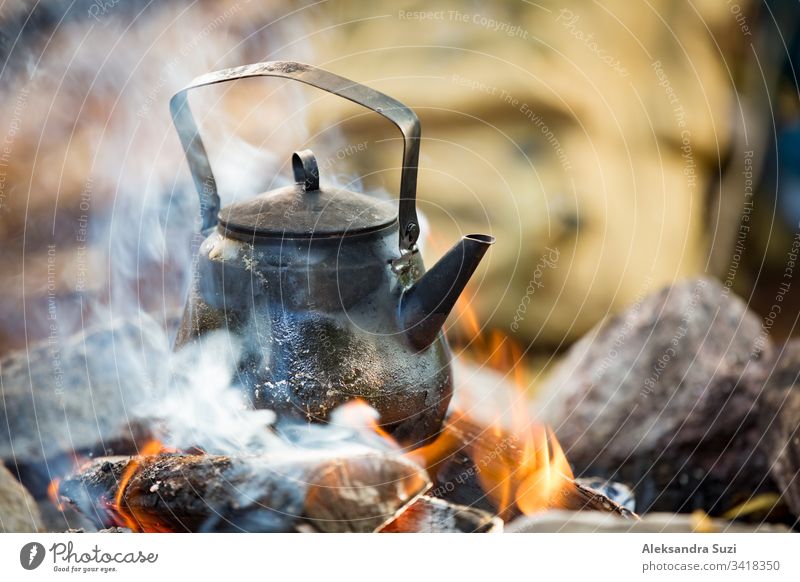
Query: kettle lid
218,150,397,239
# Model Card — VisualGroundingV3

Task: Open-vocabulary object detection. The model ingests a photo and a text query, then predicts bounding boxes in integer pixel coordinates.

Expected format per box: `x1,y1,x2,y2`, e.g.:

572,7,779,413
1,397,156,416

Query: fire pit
3,52,796,535
54,406,634,533
14,274,800,533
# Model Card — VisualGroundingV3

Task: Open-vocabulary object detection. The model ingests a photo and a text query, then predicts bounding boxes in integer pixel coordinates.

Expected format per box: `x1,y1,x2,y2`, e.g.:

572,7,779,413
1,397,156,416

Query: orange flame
110,440,175,532
88,235,570,527
405,249,574,518
515,425,573,514
47,478,64,511
48,451,86,512
334,399,397,447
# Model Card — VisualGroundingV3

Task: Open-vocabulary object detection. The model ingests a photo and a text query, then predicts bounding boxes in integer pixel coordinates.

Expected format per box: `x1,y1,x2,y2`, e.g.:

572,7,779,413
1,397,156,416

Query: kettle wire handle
170,61,421,252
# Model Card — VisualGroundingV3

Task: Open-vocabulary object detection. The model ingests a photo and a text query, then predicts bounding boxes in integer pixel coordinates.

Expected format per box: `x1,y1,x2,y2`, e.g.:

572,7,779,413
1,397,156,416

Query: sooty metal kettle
171,61,494,447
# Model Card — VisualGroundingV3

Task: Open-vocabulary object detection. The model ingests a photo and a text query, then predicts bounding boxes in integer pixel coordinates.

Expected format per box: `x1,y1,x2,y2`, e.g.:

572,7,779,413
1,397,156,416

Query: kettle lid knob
292,150,320,192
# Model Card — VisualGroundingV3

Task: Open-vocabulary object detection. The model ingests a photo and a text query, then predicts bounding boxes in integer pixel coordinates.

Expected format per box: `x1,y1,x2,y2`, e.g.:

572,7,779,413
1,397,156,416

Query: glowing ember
47,478,64,511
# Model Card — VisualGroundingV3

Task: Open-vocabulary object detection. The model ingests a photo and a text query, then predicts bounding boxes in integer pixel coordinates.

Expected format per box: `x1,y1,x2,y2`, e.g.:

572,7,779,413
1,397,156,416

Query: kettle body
171,62,493,447
175,216,452,446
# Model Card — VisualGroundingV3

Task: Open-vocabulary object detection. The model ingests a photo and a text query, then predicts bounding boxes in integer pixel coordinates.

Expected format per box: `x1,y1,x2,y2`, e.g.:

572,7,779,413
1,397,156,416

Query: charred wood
415,414,635,519
378,496,501,533
59,451,429,533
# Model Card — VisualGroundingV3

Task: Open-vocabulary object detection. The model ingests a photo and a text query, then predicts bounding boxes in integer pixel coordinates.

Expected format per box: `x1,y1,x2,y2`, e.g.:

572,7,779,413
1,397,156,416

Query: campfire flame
47,478,64,511
514,425,573,514
110,440,176,532
47,450,87,513
70,252,573,530
331,399,398,448
407,255,574,519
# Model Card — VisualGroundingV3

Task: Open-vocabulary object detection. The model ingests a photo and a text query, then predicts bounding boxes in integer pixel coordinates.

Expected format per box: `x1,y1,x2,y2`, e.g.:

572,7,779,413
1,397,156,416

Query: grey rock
536,278,774,513
507,510,790,533
759,340,800,518
0,463,42,532
0,318,167,467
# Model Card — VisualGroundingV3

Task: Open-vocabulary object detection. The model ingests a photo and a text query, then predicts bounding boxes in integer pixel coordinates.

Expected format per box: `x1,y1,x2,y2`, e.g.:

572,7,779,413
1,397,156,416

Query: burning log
575,477,635,511
410,413,635,520
378,496,502,533
535,278,777,514
569,481,637,517
58,450,429,532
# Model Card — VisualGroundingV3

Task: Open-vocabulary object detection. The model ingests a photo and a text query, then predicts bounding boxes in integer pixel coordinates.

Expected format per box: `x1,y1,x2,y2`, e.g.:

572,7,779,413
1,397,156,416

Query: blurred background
1,0,798,376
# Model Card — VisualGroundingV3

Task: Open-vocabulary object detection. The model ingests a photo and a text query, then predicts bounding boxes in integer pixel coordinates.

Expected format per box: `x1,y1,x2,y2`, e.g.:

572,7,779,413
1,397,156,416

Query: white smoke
133,329,397,455
140,331,283,454
2,2,399,469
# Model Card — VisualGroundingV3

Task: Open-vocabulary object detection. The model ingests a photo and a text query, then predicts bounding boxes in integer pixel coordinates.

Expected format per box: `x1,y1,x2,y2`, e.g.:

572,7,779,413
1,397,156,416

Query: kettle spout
401,234,495,350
